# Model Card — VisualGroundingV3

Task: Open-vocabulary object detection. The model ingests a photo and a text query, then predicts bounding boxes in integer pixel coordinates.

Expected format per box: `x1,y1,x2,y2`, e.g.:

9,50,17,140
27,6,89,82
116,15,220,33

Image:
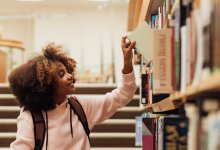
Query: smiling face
53,61,76,104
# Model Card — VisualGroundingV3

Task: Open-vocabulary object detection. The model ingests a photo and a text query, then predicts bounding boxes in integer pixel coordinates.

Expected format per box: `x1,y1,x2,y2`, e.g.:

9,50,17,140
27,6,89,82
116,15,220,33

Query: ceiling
0,0,129,17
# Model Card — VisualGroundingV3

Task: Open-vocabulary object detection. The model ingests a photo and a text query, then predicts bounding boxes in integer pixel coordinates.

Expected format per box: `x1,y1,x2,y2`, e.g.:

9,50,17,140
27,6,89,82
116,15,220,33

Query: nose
67,73,73,80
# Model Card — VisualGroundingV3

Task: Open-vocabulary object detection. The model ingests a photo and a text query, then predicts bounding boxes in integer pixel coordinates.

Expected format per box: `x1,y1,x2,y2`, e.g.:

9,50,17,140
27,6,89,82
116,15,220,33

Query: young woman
9,36,137,150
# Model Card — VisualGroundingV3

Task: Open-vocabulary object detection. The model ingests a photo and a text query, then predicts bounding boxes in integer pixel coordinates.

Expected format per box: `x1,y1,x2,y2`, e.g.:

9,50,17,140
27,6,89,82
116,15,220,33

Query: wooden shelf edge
145,0,164,23
171,72,220,101
145,0,154,23
142,72,220,113
128,0,164,30
150,97,179,112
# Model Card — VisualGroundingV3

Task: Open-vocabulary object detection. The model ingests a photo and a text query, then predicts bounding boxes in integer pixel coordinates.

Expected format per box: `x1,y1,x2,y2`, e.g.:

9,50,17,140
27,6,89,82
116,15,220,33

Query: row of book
133,0,220,149
140,59,170,104
137,0,220,98
135,99,220,150
136,114,188,150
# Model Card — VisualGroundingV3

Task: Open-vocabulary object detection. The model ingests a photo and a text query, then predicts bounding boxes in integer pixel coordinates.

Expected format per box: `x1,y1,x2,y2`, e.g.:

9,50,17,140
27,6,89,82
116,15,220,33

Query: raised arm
77,36,137,129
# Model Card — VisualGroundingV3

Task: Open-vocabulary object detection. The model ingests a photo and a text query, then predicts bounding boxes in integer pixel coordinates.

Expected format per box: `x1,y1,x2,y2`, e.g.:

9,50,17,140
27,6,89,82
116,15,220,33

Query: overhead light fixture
87,0,110,1
17,0,44,1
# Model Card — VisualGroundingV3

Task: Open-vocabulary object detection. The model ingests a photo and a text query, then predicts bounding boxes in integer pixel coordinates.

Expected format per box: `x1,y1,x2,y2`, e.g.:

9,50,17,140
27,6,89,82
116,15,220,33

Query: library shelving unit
128,0,220,113
127,0,164,31
150,72,220,112
128,0,220,149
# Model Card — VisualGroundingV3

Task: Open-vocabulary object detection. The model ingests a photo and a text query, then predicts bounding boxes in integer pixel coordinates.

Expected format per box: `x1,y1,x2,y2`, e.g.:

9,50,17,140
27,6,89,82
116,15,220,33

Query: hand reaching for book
121,36,136,74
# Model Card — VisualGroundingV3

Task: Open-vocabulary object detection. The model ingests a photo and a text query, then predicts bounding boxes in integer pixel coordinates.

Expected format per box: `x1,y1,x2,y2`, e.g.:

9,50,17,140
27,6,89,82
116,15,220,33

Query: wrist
122,64,133,74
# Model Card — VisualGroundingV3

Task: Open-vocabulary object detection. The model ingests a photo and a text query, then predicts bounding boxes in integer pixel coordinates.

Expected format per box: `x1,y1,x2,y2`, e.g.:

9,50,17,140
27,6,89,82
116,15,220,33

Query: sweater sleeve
76,70,138,129
10,109,35,150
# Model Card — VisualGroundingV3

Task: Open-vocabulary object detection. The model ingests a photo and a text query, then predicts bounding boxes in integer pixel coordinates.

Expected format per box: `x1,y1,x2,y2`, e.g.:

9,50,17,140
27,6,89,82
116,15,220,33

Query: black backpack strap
68,97,90,139
30,110,46,150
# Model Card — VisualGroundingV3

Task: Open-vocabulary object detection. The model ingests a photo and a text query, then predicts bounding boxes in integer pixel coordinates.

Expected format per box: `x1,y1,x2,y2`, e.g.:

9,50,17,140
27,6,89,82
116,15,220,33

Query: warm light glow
16,0,45,2
87,0,110,2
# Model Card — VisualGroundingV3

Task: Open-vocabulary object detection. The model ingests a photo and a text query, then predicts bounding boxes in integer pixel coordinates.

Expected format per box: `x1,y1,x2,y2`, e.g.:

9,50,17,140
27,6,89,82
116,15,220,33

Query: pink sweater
10,71,137,150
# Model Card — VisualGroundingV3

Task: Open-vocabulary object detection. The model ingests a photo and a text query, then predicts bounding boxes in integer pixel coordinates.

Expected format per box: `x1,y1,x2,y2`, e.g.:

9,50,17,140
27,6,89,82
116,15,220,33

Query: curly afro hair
8,43,76,111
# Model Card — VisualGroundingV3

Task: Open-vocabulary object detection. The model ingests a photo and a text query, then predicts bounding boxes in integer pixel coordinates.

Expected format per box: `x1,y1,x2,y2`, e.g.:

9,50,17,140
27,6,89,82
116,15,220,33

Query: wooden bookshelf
127,0,164,31
150,97,180,112
127,0,143,31
149,72,220,112
128,0,220,112
130,0,220,149
144,0,164,22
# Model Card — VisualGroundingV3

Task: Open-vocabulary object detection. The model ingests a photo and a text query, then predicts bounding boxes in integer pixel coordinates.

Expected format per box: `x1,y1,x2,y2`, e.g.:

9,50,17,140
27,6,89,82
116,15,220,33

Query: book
174,4,181,90
141,66,148,104
135,116,143,146
153,28,173,93
184,104,199,150
210,0,220,72
127,21,154,62
180,26,187,94
158,115,188,150
142,117,157,150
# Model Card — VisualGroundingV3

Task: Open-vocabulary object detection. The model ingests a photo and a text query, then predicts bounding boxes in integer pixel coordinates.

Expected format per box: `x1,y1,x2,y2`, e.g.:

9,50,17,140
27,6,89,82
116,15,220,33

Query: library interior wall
0,4,139,84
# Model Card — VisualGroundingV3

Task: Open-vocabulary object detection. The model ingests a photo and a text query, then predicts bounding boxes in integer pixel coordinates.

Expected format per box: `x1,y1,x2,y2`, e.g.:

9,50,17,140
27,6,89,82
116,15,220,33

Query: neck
53,95,67,105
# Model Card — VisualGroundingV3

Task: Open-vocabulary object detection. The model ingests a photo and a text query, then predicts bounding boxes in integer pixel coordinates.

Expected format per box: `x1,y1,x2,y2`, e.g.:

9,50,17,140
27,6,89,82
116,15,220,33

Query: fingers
121,36,136,51
121,36,127,44
121,36,127,48
126,41,131,47
128,41,136,50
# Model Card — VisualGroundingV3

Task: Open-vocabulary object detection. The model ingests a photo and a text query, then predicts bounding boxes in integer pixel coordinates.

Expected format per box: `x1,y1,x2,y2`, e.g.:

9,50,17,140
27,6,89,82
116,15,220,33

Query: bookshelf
129,0,220,149
128,0,220,112
144,0,164,22
127,0,164,31
149,72,220,112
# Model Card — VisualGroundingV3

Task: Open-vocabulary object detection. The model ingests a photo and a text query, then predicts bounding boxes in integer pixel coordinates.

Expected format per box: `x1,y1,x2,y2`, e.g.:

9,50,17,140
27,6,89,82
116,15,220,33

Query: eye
58,70,65,77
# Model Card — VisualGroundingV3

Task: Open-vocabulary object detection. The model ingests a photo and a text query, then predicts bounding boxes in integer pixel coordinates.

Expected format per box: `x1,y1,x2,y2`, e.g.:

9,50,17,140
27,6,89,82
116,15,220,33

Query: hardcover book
158,116,188,150
142,117,157,150
127,21,154,62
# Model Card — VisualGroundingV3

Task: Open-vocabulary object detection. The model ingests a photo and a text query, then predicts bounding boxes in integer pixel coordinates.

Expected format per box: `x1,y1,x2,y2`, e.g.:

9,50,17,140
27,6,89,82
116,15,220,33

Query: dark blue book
158,116,188,150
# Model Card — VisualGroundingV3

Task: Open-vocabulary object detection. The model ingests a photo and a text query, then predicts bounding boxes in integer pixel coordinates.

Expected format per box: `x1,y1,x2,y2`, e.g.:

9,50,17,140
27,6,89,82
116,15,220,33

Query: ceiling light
87,0,110,2
17,0,44,1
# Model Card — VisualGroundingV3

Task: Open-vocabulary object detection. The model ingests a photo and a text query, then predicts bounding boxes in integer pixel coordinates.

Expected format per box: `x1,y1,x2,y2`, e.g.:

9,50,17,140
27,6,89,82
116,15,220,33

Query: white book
192,10,205,86
180,26,187,94
185,104,199,150
127,21,154,62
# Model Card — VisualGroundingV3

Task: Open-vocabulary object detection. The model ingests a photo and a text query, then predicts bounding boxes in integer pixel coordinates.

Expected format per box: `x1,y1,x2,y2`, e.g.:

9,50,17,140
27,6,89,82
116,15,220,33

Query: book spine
163,117,188,150
174,4,181,90
153,29,172,93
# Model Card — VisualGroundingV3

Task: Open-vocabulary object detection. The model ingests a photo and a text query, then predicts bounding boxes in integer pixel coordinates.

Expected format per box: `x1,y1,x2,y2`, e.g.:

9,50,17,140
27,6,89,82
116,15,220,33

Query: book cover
174,4,181,90
142,117,157,150
127,21,154,62
210,0,220,72
141,69,148,104
159,116,188,150
153,28,173,94
135,116,143,146
185,104,199,150
210,0,216,71
180,26,187,94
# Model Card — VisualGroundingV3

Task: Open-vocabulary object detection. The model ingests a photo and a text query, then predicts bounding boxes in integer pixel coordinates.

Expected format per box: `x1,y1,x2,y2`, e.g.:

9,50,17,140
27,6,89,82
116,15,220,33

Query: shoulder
17,108,33,126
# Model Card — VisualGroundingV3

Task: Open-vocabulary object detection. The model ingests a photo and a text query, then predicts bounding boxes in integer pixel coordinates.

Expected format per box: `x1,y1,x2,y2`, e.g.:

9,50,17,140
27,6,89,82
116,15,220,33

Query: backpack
30,97,90,150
